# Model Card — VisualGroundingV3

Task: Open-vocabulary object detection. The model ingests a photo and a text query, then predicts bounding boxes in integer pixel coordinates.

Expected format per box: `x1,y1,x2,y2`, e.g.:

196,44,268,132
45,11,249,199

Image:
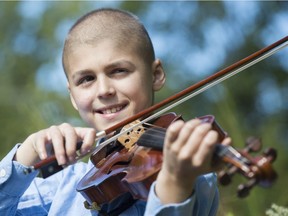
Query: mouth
95,103,128,115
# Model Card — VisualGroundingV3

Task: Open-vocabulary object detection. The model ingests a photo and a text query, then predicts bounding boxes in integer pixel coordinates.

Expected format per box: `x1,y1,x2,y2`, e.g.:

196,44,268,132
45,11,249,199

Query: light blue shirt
0,144,219,215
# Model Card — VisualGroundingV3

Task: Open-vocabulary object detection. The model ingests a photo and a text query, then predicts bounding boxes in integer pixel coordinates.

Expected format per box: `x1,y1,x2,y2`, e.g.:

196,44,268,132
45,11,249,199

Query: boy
0,8,230,215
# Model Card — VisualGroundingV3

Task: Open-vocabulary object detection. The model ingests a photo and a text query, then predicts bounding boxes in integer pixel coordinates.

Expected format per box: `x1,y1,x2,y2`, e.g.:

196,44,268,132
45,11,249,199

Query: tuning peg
237,178,257,198
245,136,262,152
263,148,277,162
218,166,238,185
218,171,232,185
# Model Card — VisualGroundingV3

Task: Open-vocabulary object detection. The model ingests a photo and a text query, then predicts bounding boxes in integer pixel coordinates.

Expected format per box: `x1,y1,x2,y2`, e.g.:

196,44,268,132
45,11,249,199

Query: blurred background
0,1,287,215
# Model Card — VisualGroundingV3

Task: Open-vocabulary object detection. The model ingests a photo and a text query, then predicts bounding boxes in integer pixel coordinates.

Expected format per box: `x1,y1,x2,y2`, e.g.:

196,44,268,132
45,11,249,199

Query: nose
96,75,116,99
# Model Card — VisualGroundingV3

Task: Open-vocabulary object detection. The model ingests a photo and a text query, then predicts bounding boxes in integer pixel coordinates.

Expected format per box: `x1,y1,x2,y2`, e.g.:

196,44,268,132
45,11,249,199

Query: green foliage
266,204,288,216
0,2,89,158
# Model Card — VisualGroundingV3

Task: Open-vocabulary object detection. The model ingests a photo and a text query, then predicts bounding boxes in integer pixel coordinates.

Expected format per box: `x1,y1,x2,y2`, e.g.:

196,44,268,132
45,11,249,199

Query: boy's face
66,39,165,132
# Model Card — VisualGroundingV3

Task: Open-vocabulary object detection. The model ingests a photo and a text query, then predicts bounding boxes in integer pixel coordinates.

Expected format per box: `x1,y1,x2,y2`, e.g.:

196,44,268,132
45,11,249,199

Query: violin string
225,146,250,164
126,122,168,141
74,123,168,161
219,146,252,174
142,122,162,128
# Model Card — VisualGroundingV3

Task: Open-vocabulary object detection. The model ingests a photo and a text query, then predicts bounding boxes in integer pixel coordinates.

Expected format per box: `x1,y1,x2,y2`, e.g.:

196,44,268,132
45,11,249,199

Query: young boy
0,8,230,215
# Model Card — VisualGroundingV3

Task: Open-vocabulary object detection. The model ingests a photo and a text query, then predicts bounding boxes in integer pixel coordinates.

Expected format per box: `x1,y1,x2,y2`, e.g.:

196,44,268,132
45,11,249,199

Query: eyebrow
104,60,136,71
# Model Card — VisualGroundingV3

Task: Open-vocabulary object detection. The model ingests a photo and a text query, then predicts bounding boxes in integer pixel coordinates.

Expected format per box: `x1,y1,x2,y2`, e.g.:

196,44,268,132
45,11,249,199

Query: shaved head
62,8,155,76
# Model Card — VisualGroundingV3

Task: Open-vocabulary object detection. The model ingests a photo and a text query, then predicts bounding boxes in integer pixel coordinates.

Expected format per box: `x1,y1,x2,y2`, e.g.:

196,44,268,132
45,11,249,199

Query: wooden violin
75,113,277,214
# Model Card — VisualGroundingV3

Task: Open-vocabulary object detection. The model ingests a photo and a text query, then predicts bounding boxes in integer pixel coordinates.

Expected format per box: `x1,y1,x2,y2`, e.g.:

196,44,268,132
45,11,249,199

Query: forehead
65,39,146,76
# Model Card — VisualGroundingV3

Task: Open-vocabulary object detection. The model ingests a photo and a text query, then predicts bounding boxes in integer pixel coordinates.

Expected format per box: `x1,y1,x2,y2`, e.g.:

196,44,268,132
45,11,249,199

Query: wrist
155,169,196,204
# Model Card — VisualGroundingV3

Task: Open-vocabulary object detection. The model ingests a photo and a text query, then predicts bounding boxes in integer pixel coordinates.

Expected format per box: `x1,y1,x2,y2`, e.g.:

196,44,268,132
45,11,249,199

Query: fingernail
59,156,66,165
39,153,46,160
68,156,75,162
81,148,90,155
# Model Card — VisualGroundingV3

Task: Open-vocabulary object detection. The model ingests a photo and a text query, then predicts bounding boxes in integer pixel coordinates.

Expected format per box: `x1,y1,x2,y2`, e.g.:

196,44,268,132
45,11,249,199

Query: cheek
72,91,93,111
124,78,153,110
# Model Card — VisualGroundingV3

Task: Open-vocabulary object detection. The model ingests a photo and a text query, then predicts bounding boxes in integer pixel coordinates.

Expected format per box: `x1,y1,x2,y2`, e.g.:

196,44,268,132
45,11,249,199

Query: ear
152,59,166,91
67,82,78,111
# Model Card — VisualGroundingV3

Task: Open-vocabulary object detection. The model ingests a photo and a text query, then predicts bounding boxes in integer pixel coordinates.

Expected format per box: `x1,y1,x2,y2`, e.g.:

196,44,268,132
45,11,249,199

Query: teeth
102,106,122,114
104,110,111,114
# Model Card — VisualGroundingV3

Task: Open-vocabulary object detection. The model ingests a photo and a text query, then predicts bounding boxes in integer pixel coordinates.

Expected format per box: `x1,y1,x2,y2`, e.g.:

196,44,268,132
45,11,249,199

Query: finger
49,125,66,165
179,122,212,160
197,130,219,162
168,119,202,152
59,123,78,163
77,128,96,154
222,137,232,146
32,130,51,160
164,120,185,149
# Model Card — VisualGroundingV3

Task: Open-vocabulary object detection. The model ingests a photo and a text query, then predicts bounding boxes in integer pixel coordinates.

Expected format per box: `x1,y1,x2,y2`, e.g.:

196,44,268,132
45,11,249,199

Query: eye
110,68,130,78
112,68,128,74
77,75,95,86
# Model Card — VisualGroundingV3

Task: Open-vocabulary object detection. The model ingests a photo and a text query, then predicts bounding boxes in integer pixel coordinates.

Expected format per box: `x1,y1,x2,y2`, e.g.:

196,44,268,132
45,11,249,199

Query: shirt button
0,168,6,177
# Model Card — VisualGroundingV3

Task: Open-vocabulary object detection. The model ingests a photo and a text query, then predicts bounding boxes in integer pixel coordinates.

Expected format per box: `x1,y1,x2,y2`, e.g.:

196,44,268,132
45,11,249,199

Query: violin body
76,113,181,212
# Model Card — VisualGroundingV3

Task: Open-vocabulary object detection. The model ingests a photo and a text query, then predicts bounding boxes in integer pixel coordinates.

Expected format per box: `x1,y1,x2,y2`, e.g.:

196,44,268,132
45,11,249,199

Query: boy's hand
14,123,96,167
155,119,231,204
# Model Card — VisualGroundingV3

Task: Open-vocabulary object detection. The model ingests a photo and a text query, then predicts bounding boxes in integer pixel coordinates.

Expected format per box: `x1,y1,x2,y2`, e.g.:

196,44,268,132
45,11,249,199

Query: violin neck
214,144,250,172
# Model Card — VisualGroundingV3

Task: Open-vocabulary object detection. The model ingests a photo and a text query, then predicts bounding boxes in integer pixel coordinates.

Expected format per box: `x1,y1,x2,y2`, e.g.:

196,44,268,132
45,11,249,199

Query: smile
102,106,123,114
95,104,127,115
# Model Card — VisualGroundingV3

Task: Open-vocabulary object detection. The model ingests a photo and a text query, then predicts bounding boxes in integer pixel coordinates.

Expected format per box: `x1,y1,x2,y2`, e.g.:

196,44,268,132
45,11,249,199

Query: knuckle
165,127,178,143
34,130,47,142
49,125,59,132
66,148,75,156
169,144,180,154
186,120,196,128
182,119,199,132
55,148,65,157
210,130,218,138
59,123,72,130
186,119,200,126
178,151,191,162
49,125,57,129
167,124,178,135
60,122,71,127
88,128,96,135
205,131,218,143
194,124,210,136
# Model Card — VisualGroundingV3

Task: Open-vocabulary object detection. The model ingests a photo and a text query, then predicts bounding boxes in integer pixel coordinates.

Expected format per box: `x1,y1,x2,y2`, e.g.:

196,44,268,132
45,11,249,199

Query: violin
24,36,287,215
75,113,277,214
